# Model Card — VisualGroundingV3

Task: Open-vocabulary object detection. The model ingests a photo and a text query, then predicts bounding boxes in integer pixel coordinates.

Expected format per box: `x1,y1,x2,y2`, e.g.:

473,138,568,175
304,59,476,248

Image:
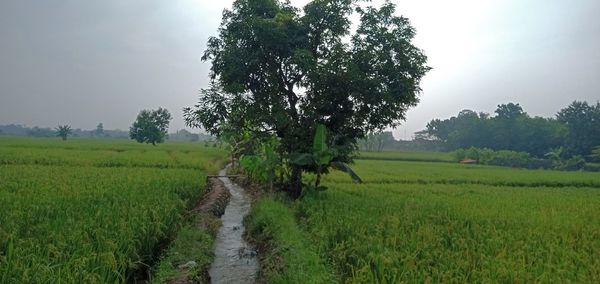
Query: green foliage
0,138,227,283
330,161,362,184
245,197,334,284
129,107,172,145
55,124,72,141
358,131,396,151
185,0,429,197
452,146,594,171
289,124,362,192
453,147,531,168
217,120,260,169
590,146,600,162
557,101,600,156
558,155,587,171
425,101,600,159
312,124,331,164
239,137,283,189
289,124,335,168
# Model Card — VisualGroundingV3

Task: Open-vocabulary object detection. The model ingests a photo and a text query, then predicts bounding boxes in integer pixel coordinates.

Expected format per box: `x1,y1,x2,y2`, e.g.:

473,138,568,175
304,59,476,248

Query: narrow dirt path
208,167,258,283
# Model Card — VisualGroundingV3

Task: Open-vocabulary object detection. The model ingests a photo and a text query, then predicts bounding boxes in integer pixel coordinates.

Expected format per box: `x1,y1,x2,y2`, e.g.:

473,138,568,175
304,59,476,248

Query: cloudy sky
1,0,599,139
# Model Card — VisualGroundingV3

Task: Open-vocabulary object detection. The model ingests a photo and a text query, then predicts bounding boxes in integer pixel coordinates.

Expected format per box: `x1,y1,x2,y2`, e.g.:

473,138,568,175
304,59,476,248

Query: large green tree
129,108,172,145
185,0,429,197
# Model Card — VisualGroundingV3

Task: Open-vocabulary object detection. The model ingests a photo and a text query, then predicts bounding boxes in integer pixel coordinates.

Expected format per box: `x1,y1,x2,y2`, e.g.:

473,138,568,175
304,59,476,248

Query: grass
0,137,227,283
150,217,218,283
245,197,334,284
249,154,600,283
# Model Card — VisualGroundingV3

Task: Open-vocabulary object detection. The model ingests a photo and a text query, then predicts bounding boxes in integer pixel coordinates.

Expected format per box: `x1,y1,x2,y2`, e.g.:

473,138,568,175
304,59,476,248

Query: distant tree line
0,124,129,139
420,101,600,159
0,123,212,142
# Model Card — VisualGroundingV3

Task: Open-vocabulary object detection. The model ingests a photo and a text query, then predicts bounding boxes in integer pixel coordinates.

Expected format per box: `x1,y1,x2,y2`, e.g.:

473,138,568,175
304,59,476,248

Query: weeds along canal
208,167,258,283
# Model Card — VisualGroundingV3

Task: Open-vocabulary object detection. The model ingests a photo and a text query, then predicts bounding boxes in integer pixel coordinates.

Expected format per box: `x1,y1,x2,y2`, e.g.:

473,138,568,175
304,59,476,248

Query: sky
1,0,599,139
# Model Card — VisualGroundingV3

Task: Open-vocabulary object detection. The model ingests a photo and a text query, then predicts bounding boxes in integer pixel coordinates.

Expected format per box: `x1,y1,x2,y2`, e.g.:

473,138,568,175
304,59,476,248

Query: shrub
452,147,531,168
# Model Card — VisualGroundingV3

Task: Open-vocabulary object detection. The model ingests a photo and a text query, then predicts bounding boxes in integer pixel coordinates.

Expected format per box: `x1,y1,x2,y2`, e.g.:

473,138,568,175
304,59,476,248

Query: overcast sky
1,0,599,139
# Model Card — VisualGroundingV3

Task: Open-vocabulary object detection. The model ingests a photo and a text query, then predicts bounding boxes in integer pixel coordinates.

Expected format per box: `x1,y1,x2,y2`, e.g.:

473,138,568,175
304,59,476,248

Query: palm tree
545,146,564,166
55,125,72,141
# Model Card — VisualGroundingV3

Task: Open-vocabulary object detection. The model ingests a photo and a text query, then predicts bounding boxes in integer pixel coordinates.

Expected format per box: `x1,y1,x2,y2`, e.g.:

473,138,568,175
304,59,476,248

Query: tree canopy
129,108,172,145
185,0,429,197
557,101,600,156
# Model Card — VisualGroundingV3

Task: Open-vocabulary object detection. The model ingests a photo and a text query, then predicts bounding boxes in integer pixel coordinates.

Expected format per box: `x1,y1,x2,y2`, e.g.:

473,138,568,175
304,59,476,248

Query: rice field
4,137,600,283
356,151,454,163
0,138,226,283
250,157,600,283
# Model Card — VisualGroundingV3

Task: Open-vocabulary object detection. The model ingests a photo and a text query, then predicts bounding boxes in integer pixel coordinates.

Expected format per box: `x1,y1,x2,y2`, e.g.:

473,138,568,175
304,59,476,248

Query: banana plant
239,137,281,190
289,124,362,191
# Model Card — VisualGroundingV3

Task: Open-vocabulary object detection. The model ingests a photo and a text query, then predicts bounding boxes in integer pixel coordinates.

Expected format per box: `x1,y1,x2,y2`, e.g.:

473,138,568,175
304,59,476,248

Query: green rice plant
251,157,600,283
296,182,600,282
321,160,600,188
0,137,227,283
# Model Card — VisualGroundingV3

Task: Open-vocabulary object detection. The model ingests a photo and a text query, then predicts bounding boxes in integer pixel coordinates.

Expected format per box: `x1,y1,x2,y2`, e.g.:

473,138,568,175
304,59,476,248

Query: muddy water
208,168,258,284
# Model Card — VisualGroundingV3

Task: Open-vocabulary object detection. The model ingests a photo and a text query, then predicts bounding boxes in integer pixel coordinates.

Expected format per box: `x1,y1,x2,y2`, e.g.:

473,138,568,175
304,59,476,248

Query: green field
0,138,226,283
356,150,454,163
249,158,600,283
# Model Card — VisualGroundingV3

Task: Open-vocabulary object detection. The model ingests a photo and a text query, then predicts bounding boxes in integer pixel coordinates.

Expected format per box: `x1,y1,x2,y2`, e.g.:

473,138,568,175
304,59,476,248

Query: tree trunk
314,166,322,188
288,166,302,199
314,173,322,188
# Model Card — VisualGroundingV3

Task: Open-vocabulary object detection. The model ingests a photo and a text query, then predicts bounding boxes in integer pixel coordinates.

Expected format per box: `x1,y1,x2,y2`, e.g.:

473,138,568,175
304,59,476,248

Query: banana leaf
331,161,363,183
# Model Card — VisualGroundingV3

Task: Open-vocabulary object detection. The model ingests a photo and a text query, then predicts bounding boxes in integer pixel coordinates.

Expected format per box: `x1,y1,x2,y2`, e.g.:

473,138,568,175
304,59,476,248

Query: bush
584,163,600,172
558,156,586,171
452,147,531,168
527,158,555,170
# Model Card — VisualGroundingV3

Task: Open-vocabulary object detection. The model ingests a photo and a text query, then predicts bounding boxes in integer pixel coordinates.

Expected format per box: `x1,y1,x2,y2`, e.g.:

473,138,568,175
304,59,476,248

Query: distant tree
94,123,104,137
55,125,73,141
185,0,429,197
557,101,600,156
489,103,529,150
129,108,172,145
